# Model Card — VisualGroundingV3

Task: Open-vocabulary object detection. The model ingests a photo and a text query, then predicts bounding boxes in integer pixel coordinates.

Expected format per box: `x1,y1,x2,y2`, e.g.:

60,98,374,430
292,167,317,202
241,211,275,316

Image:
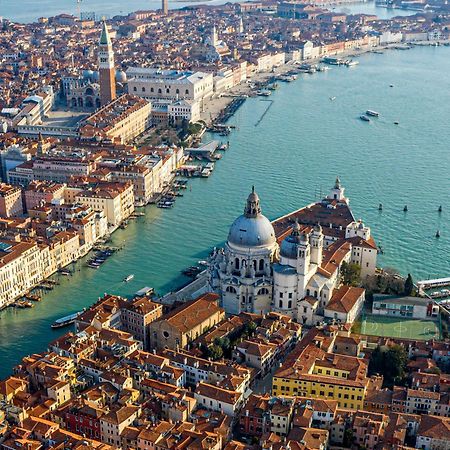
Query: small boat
346,60,359,67
87,263,100,269
403,205,408,212
390,84,394,87
366,110,380,117
360,115,370,122
438,205,442,213
329,96,336,101
51,311,81,329
256,90,271,97
436,230,441,238
123,274,134,282
378,203,383,211
394,121,399,125
198,260,208,266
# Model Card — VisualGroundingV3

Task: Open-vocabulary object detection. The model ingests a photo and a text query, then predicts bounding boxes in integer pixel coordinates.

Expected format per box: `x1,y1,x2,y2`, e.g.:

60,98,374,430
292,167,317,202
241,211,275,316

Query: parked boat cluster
86,248,117,269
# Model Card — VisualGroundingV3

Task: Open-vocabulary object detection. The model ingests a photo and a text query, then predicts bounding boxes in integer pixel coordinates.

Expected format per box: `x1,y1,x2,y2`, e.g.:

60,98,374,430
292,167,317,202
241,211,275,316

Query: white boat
329,96,336,101
346,60,359,67
51,311,81,329
124,274,134,282
366,110,380,117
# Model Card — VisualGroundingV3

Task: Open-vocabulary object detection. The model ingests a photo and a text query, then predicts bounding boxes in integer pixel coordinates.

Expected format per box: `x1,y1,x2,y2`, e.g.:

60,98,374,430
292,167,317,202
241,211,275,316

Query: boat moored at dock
51,311,82,329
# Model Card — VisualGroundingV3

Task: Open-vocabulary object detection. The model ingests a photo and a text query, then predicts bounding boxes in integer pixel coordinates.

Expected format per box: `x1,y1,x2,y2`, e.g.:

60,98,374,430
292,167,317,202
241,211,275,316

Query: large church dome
228,188,276,248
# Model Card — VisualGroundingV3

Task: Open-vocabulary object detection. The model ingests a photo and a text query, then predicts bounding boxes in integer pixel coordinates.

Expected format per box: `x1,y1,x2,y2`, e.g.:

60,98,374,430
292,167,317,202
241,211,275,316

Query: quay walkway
417,277,450,291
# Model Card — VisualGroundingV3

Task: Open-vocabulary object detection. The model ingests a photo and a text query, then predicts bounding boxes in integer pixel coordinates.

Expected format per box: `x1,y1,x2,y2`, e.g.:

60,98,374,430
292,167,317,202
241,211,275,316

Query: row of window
133,86,190,95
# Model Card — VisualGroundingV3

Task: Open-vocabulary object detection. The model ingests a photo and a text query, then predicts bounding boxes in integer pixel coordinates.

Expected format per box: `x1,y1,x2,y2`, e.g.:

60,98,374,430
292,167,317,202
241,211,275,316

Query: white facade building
209,181,376,326
126,68,214,104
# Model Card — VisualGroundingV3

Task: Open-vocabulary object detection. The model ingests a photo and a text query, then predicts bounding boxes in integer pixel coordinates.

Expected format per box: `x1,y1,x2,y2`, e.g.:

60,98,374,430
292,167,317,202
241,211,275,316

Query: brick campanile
98,21,116,106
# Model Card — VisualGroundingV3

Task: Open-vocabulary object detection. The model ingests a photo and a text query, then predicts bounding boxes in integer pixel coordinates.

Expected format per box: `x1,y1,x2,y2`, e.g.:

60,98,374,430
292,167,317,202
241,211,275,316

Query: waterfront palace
208,179,378,325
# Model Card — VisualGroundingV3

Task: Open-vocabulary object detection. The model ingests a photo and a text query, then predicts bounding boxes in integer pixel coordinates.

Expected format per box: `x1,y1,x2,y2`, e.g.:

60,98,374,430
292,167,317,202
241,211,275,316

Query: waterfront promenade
0,46,449,378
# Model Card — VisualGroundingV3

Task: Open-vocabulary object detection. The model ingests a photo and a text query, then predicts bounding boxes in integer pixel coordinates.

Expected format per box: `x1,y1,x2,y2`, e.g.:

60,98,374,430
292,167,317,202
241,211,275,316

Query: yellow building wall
272,376,365,410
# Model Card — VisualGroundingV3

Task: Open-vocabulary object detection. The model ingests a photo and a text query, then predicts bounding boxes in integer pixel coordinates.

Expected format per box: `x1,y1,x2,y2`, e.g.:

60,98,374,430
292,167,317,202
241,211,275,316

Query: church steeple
98,21,116,106
244,186,261,218
99,21,112,46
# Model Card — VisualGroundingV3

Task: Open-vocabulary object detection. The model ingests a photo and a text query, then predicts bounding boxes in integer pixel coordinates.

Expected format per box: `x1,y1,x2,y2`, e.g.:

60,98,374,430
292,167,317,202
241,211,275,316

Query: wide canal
0,45,449,377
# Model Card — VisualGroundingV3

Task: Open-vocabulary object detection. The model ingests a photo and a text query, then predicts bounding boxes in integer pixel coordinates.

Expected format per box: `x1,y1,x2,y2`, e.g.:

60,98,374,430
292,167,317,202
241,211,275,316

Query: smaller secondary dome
116,70,127,82
280,222,308,259
83,69,94,79
227,188,276,248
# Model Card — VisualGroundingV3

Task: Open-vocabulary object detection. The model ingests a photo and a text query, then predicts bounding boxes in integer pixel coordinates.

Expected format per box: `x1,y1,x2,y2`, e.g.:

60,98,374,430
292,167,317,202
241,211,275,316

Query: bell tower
98,21,116,106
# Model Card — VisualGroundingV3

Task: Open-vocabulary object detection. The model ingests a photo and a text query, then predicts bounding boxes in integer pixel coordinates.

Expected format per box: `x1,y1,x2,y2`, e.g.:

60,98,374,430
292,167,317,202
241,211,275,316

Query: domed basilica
208,180,378,326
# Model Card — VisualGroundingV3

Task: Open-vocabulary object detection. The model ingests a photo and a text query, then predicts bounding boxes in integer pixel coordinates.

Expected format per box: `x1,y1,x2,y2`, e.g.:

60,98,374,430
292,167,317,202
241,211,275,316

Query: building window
279,300,283,308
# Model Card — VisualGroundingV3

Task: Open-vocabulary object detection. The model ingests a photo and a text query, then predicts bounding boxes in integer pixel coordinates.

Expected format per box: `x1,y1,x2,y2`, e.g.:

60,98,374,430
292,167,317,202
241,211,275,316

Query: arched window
166,88,170,93
235,258,240,270
306,289,310,296
259,259,264,271
185,89,189,95
158,88,162,94
142,87,146,92
133,86,137,92
288,300,292,309
279,300,283,308
314,290,318,298
258,288,269,295
176,88,180,94
226,286,237,294
151,87,154,93
253,260,257,270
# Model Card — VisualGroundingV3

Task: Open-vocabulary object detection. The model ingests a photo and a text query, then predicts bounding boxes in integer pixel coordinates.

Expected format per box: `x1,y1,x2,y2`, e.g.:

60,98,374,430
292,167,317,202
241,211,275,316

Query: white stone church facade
208,180,378,326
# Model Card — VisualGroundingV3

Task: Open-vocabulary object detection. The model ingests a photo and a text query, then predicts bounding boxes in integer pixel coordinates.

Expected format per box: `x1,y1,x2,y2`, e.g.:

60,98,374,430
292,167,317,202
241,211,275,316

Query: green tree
404,273,414,296
343,428,354,448
369,344,408,388
208,344,223,361
340,261,361,286
244,321,257,336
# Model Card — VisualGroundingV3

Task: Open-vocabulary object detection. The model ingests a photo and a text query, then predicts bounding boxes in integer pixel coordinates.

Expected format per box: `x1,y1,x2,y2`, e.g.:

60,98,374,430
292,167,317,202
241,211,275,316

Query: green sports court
357,314,441,340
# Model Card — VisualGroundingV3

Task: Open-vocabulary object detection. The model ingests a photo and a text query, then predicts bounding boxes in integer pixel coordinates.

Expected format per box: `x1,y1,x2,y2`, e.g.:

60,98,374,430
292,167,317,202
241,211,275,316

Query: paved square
358,314,441,340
